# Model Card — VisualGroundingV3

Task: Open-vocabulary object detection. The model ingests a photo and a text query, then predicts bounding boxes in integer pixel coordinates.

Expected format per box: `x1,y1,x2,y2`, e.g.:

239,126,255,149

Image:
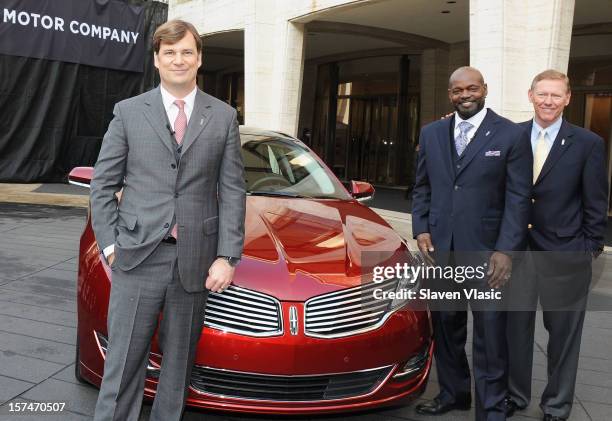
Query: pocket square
485,150,501,157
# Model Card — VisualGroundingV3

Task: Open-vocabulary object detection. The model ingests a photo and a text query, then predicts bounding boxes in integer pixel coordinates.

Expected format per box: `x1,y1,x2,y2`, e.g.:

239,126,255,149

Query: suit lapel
180,90,213,155
455,109,499,178
520,120,533,136
142,88,175,155
535,119,575,184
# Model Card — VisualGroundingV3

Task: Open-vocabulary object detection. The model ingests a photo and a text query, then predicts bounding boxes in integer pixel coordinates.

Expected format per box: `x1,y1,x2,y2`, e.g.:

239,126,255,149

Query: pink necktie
170,100,187,238
173,99,187,144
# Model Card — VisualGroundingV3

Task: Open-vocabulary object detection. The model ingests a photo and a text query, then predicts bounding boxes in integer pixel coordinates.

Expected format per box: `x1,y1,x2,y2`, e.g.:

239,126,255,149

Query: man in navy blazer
506,70,608,421
412,67,532,421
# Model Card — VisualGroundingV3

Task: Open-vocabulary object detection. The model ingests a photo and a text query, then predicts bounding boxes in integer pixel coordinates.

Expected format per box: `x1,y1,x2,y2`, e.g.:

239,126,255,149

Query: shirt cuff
102,244,115,258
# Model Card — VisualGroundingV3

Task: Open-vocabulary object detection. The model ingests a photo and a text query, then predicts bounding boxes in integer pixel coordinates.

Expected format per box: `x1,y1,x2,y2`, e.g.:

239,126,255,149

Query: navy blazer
521,119,608,252
412,109,533,253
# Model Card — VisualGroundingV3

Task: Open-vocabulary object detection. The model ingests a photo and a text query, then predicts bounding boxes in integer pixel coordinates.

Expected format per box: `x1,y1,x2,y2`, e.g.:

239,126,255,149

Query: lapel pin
485,131,490,136
200,118,204,125
561,139,565,146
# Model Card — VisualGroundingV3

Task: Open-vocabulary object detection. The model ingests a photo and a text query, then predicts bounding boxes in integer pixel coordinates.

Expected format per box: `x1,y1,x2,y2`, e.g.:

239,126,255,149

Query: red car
70,126,432,415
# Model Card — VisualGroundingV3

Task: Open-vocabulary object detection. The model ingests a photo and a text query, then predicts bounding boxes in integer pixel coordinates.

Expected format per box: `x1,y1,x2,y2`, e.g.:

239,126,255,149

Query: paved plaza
0,185,611,420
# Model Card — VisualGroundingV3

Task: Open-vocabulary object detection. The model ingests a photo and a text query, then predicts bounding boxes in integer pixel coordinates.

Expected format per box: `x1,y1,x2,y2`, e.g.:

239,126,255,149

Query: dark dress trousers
412,109,532,421
507,119,608,419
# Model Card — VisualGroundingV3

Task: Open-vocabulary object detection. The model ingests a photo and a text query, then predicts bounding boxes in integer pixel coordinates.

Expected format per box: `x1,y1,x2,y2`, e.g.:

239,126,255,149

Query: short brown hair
530,69,571,93
153,19,202,53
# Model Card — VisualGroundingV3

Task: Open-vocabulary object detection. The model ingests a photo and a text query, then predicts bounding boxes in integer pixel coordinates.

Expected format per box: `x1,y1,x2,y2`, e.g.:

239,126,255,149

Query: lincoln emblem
289,306,298,335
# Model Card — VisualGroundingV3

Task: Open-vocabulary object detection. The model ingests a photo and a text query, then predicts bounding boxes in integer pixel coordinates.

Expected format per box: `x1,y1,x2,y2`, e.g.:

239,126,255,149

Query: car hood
233,197,407,301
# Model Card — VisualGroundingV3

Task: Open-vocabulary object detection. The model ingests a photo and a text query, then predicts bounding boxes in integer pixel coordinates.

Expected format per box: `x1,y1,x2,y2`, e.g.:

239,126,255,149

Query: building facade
170,0,612,211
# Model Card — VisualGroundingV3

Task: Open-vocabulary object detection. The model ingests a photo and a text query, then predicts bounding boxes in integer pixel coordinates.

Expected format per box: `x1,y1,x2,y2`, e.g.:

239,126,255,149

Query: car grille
190,365,393,401
203,286,282,337
304,278,398,338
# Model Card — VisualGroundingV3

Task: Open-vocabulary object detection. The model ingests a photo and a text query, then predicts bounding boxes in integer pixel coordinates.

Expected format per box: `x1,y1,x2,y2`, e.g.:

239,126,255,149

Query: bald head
448,66,488,119
449,66,485,88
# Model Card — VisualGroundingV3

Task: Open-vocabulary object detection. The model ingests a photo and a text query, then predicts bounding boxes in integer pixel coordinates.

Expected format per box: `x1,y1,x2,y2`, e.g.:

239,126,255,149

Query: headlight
390,272,420,309
390,251,423,309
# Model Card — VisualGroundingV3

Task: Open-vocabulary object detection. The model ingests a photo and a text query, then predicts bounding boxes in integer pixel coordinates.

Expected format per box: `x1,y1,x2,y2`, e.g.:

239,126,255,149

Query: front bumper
83,302,432,415
171,303,431,414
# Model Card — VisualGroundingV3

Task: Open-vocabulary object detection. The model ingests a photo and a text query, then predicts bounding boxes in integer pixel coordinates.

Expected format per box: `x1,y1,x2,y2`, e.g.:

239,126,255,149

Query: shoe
505,397,519,417
543,415,566,421
415,398,471,415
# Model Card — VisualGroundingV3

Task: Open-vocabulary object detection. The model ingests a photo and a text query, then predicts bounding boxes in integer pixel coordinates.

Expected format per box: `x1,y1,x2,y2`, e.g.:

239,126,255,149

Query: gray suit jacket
90,87,246,292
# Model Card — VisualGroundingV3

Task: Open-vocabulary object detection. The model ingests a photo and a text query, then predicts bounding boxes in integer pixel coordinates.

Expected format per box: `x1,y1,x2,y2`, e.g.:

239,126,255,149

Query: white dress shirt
454,106,489,146
159,84,197,129
103,84,198,259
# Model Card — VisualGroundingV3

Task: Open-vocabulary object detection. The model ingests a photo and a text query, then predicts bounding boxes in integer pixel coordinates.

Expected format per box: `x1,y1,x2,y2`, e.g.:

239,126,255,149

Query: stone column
470,0,575,122
243,0,305,135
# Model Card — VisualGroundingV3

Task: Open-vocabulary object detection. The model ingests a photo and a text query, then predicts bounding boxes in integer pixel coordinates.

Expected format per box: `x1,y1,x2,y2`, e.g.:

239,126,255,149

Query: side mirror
68,167,94,188
350,180,375,202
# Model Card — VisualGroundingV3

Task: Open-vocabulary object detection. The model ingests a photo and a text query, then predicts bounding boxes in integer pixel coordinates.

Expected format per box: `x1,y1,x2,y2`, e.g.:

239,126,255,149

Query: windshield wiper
307,195,340,199
247,190,308,198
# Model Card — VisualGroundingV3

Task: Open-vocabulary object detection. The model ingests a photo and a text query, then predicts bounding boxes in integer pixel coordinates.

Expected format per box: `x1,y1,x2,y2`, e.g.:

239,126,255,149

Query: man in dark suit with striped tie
412,66,532,421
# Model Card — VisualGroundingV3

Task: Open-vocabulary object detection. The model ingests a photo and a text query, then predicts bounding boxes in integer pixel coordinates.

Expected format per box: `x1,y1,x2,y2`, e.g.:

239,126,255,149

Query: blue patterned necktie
455,121,473,156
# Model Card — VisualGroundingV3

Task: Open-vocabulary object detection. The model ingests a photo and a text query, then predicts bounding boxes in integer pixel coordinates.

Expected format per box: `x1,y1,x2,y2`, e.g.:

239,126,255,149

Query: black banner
0,0,145,72
0,0,166,182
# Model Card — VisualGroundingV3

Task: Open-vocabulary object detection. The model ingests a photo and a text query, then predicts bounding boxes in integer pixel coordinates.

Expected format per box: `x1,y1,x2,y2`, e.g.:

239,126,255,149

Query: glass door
343,96,398,184
584,93,612,213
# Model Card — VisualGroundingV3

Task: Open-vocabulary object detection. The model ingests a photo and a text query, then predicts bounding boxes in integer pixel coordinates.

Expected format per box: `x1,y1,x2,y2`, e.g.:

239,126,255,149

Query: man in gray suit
90,19,246,421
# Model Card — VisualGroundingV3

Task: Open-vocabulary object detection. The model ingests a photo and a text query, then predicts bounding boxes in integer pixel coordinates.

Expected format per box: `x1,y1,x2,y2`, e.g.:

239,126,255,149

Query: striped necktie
173,99,187,144
533,130,550,183
170,99,187,239
455,121,473,156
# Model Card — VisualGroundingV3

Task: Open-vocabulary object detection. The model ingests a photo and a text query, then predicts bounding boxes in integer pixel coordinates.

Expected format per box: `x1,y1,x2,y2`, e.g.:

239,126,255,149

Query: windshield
241,134,351,200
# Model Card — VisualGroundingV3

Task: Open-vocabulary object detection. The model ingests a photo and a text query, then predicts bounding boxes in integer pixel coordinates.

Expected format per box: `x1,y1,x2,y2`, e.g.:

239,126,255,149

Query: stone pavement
0,184,610,421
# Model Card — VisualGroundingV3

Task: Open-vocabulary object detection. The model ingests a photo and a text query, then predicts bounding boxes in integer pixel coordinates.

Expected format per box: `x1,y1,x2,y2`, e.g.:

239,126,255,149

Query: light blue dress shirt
531,117,562,154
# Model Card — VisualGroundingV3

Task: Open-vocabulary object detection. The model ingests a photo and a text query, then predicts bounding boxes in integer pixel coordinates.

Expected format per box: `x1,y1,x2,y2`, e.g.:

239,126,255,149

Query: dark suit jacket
521,119,608,253
412,109,532,256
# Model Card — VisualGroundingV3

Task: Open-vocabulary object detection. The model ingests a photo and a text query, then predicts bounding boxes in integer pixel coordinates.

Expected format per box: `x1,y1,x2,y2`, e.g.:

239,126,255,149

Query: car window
241,135,350,200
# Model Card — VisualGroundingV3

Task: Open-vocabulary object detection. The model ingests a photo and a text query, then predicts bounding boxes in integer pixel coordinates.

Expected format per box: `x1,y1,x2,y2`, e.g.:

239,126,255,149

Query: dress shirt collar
531,116,562,143
159,84,197,116
454,107,488,133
